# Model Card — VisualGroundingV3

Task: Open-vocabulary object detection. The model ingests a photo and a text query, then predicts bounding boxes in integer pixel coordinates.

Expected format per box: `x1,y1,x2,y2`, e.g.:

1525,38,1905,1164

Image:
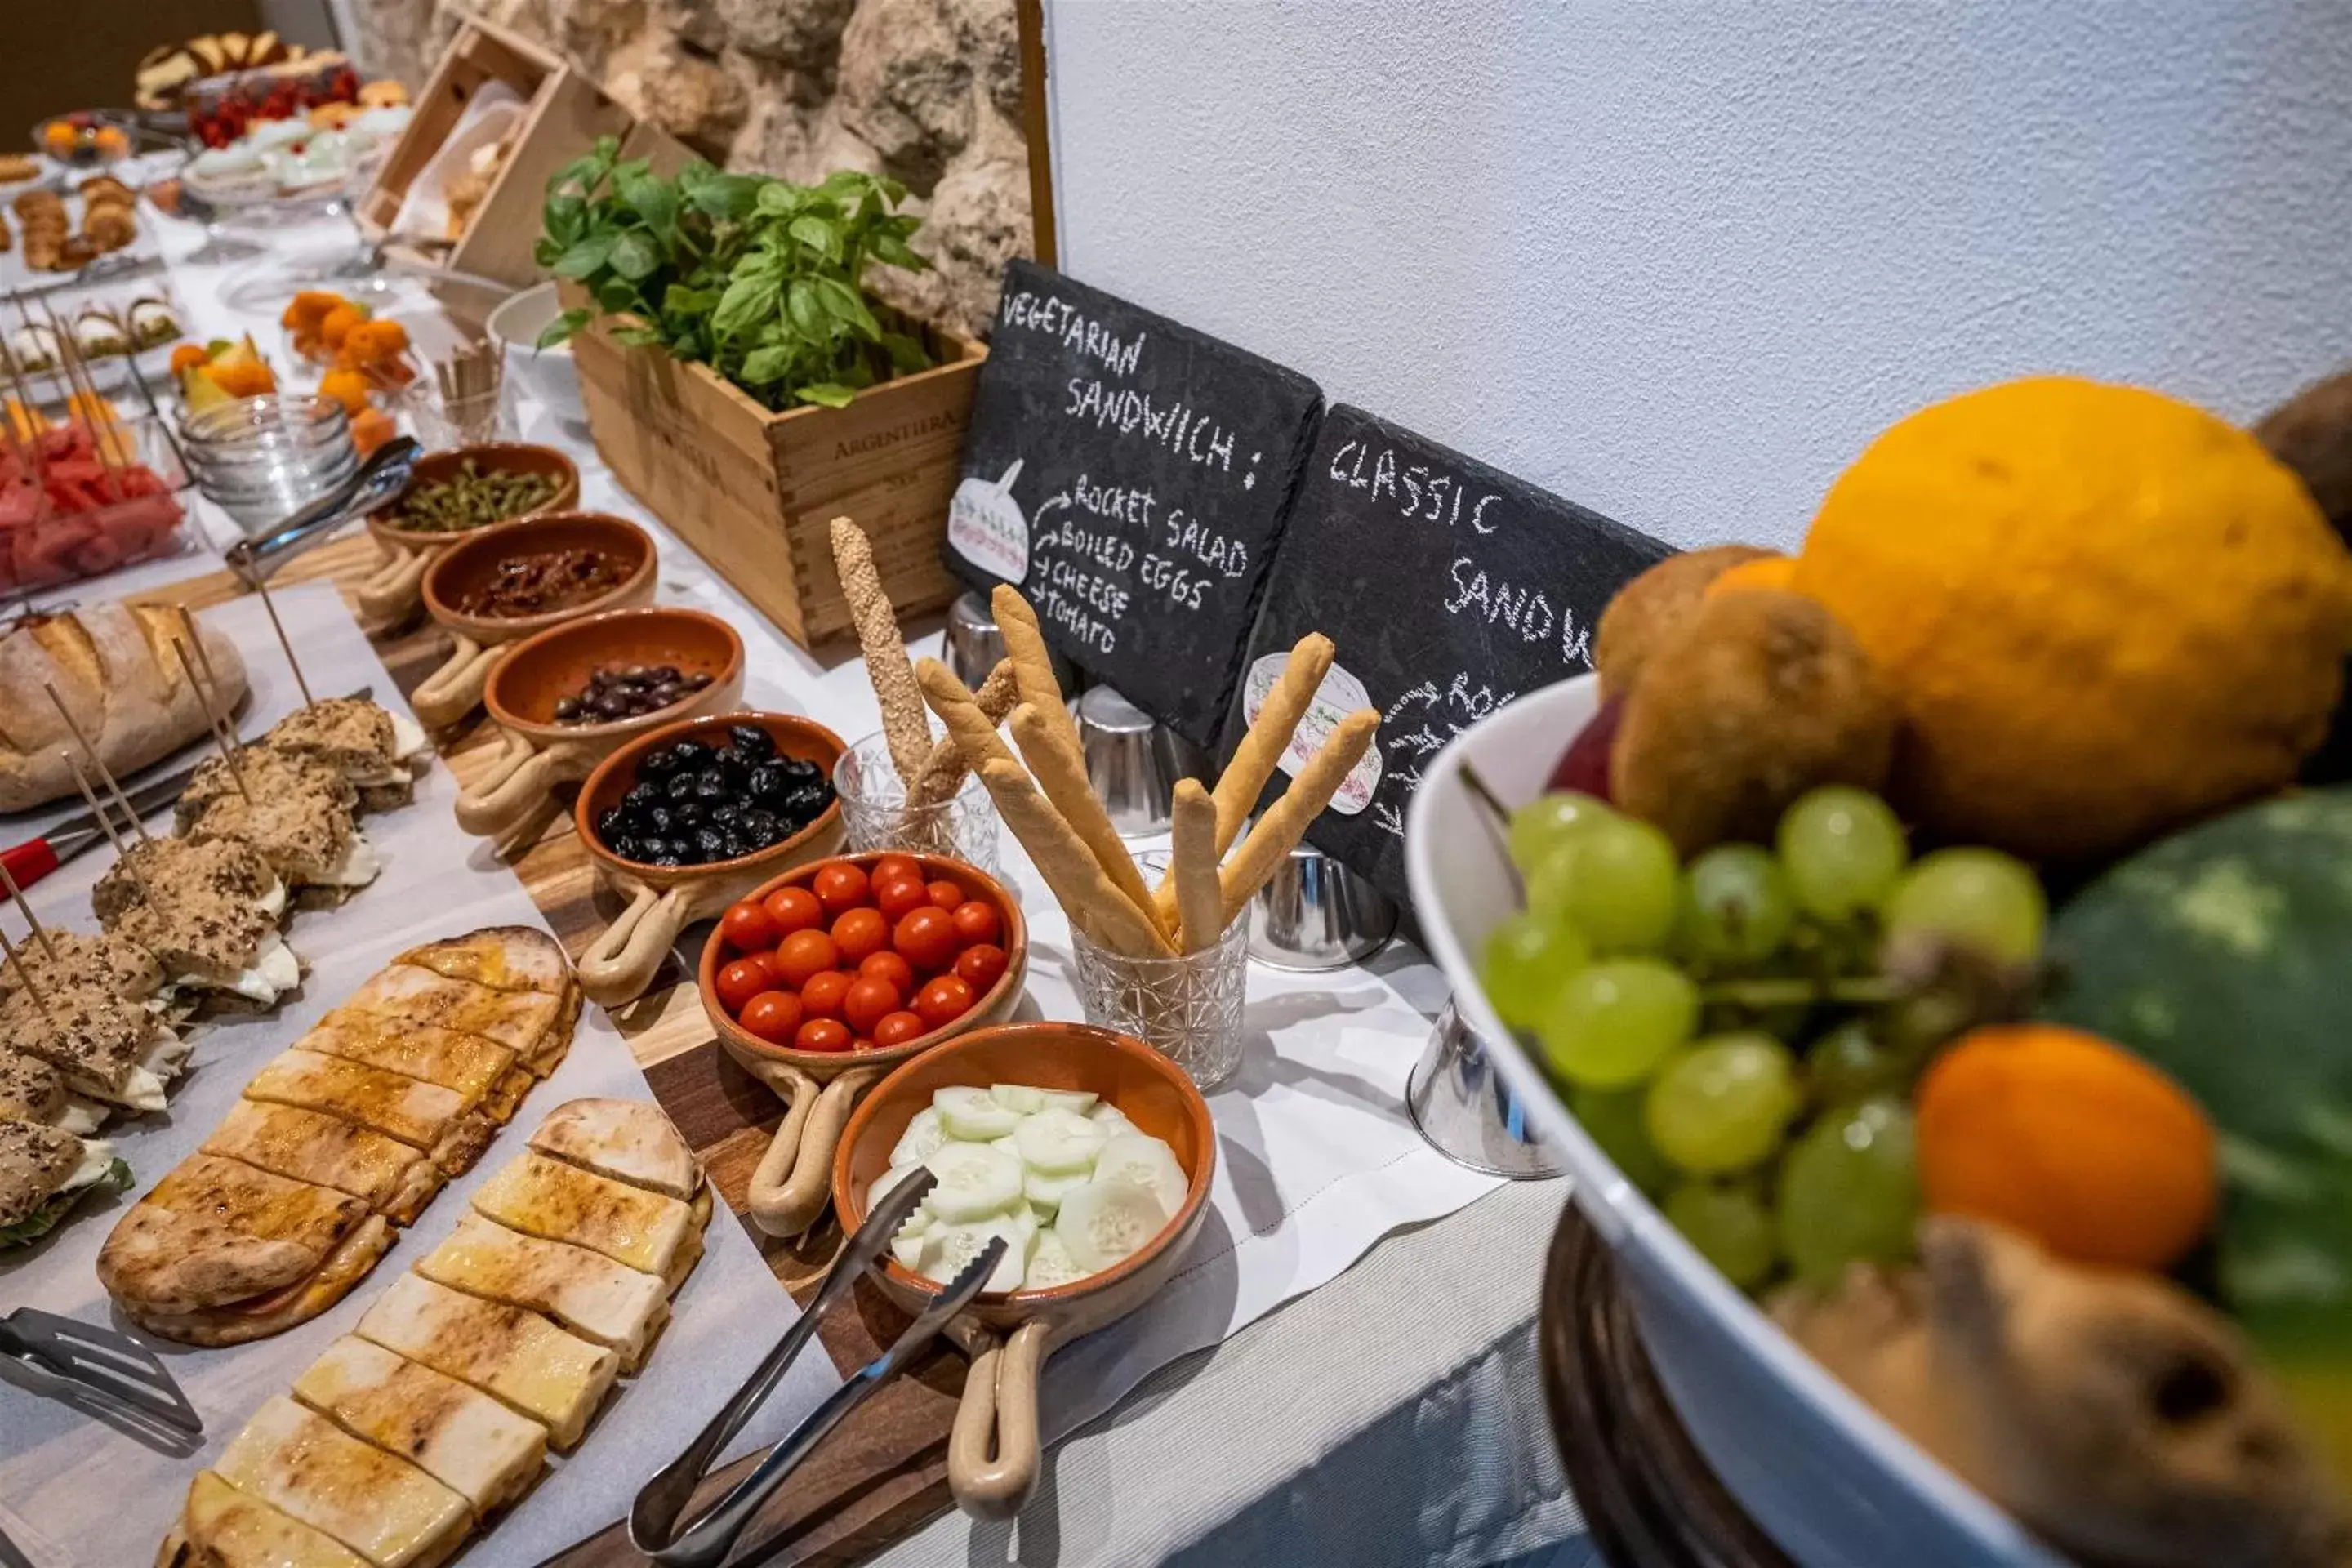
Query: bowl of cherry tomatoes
698,850,1030,1237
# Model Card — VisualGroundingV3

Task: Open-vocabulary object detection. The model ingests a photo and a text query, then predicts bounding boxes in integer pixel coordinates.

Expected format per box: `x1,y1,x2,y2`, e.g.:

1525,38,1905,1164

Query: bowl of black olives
457,607,746,843
572,710,849,1008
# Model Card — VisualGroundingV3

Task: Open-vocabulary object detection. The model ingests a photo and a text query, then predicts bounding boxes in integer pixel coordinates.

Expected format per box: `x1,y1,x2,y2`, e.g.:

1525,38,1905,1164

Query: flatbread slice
527,1098,700,1200
356,1273,617,1449
124,1215,394,1348
242,1050,468,1151
203,1101,443,1223
293,1336,545,1514
394,927,570,997
159,1471,371,1568
334,969,561,1058
532,980,583,1075
471,1151,695,1280
98,1154,371,1315
415,1214,669,1371
211,1395,470,1568
292,1015,517,1104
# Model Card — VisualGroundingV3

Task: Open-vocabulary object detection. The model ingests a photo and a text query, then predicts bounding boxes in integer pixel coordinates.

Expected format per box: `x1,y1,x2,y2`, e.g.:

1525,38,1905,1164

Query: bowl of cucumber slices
835,1021,1218,1521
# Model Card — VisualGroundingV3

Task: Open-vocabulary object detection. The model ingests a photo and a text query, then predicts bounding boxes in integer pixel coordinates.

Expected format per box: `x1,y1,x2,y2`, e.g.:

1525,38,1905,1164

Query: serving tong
630,1169,1005,1566
0,1307,201,1437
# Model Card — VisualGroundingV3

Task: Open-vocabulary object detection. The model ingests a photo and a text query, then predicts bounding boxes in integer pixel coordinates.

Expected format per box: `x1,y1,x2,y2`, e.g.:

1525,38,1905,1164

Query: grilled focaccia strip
526,1096,700,1200
393,926,569,997
471,1150,696,1282
292,1336,546,1514
208,1396,470,1568
333,968,564,1061
202,1101,443,1223
415,1213,669,1370
161,1471,371,1568
97,1153,370,1315
295,1014,515,1104
355,1273,618,1449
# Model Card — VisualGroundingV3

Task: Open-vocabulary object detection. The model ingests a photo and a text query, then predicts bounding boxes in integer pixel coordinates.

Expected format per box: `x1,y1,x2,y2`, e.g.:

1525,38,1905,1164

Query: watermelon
2042,789,2352,1477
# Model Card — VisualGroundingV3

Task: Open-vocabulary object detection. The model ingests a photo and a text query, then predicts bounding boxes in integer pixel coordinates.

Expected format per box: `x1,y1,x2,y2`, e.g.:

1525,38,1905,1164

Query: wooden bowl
834,1022,1217,1519
356,442,581,629
411,511,656,727
701,851,1028,1238
454,606,746,845
572,711,848,1009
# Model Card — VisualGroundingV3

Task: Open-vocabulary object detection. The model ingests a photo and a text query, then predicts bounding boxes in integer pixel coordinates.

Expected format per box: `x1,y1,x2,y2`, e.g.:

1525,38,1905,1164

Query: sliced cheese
180,930,303,1006
178,1470,371,1568
336,969,559,1055
355,1273,617,1449
212,1395,469,1568
390,711,430,762
314,835,382,889
242,1050,467,1150
471,1151,693,1278
296,1014,515,1102
527,1097,699,1200
203,1100,441,1221
293,1336,545,1513
416,1214,668,1369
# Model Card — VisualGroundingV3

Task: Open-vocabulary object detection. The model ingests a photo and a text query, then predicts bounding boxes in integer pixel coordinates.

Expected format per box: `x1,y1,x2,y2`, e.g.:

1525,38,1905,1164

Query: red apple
1548,695,1624,801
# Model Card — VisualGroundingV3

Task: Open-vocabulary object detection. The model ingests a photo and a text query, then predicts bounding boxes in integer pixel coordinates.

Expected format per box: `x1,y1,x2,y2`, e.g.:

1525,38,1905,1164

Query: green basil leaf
788,215,842,261
711,273,776,340
795,381,857,408
786,278,826,337
814,277,880,341
619,171,679,239
553,234,615,280
692,172,761,220
755,181,797,216
881,330,931,375
535,309,590,350
875,173,908,204
609,229,661,281
596,275,641,313
738,346,793,384
870,234,929,271
663,284,719,316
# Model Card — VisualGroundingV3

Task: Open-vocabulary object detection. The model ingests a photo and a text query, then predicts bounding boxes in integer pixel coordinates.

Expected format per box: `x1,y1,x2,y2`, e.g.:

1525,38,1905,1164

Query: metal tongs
0,1307,201,1437
630,1170,1005,1566
222,435,421,586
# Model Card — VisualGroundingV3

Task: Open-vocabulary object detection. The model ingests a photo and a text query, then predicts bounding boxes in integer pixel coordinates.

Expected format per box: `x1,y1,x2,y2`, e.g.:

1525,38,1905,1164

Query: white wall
1041,1,2352,553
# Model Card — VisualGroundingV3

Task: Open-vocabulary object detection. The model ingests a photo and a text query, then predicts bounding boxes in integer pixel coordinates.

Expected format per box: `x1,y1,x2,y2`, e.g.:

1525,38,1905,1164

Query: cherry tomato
843,975,901,1036
852,1038,878,1052
893,906,959,971
763,886,824,936
914,973,975,1029
872,1010,927,1047
812,861,872,917
871,853,921,887
794,1017,852,1053
737,990,803,1045
927,880,965,911
774,929,840,987
719,900,777,955
858,950,915,994
952,942,1008,992
874,875,930,922
831,906,889,964
715,958,771,1013
800,969,852,1019
950,899,1001,946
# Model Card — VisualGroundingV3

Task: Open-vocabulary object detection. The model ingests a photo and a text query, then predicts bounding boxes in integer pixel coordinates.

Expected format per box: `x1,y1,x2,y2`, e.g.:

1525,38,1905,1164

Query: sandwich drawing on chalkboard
947,459,1031,582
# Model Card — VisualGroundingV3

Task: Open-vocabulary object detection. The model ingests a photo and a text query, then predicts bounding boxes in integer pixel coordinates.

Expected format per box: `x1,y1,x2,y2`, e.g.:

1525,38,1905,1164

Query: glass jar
1069,914,1250,1091
830,728,1000,873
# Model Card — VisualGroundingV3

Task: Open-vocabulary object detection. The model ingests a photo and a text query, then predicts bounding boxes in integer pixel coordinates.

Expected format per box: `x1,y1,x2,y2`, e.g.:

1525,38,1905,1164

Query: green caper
393,459,564,533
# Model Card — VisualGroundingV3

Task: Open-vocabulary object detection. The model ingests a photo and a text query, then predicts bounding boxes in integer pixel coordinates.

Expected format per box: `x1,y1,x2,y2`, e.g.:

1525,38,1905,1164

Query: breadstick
1169,778,1226,953
1008,702,1168,943
831,516,931,785
1152,631,1335,929
1218,708,1378,927
990,585,1081,755
908,658,1015,806
916,658,1022,777
979,759,1174,957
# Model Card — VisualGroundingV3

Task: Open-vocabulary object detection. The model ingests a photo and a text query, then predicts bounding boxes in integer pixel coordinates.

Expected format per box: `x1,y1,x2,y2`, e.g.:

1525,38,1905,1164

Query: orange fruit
1701,555,1797,600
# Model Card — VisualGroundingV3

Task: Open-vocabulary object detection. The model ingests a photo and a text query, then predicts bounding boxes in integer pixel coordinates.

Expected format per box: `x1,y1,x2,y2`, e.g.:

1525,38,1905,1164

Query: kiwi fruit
1594,544,1780,700
1612,588,1896,855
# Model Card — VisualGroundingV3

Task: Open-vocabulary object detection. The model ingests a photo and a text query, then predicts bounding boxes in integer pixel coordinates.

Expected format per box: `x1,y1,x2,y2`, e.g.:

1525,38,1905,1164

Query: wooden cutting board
164,533,968,1566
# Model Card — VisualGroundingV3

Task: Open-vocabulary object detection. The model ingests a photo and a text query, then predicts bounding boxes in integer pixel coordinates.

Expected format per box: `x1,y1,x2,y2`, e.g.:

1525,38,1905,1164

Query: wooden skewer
0,853,59,965
44,680,151,842
39,301,123,503
64,751,147,896
0,920,58,1027
252,575,314,708
175,634,250,804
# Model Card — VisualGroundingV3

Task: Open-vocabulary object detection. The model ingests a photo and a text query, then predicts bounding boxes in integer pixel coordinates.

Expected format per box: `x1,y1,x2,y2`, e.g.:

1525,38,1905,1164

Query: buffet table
2,203,1587,1567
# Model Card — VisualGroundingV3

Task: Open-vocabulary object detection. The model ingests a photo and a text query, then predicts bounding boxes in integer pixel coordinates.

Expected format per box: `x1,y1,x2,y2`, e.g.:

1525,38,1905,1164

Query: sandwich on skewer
262,694,430,812
0,961,190,1116
176,746,382,900
0,1047,105,1133
0,925,166,1007
0,1115,129,1249
94,834,302,1007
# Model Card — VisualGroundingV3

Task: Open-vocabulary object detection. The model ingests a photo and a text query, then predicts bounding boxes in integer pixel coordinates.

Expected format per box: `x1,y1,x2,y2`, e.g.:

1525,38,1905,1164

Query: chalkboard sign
1232,404,1673,904
944,259,1323,746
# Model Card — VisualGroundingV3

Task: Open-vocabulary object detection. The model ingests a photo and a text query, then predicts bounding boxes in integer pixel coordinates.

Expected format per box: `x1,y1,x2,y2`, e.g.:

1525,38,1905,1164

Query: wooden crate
568,297,986,648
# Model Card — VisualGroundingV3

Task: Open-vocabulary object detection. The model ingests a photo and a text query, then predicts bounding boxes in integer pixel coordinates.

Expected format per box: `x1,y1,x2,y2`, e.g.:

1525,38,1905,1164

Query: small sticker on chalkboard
1243,655,1382,816
947,460,1032,582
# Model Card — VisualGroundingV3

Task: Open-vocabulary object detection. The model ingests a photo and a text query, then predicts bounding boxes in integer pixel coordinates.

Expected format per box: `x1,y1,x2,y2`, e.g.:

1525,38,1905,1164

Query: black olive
638,746,677,778
651,666,679,684
592,693,630,719
693,771,730,801
746,762,788,803
737,808,780,844
710,800,742,824
669,739,710,770
782,781,828,816
608,835,644,860
666,771,699,801
644,805,674,834
690,825,726,858
685,670,714,690
671,801,705,828
595,807,626,840
624,780,663,813
650,850,684,867
719,834,748,859
621,664,649,681
556,696,582,719
730,724,777,762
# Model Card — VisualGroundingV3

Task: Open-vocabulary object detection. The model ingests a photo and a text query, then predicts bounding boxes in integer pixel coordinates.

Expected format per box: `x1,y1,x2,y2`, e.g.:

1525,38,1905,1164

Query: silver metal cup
1074,684,1206,838
942,591,1006,689
1247,847,1398,969
1405,999,1568,1179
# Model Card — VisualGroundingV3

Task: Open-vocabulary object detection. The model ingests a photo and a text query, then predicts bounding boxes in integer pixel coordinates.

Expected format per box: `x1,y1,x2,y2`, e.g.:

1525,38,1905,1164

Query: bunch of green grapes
1480,784,2046,1294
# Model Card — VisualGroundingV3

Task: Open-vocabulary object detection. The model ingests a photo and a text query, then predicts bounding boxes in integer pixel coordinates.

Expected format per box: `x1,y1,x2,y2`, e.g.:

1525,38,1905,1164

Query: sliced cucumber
890,1106,949,1169
1089,1102,1137,1138
866,1161,929,1217
1054,1176,1169,1272
1092,1132,1188,1214
991,1083,1047,1114
935,1085,1022,1140
1025,1228,1085,1290
1036,1088,1099,1115
991,1133,1022,1160
1023,1165,1089,1214
890,1212,931,1271
920,1216,1031,1293
1014,1107,1106,1174
921,1141,1024,1222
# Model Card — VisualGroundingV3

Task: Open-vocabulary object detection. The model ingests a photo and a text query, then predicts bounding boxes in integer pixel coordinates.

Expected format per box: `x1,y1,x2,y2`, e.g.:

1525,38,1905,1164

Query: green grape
1645,1032,1802,1174
1538,959,1699,1089
1507,791,1615,875
1664,1179,1779,1290
1679,844,1797,965
1481,913,1591,1031
1526,813,1681,954
1776,1098,1920,1288
1777,786,1908,921
1804,1018,1913,1106
1883,847,2047,964
1569,1083,1677,1198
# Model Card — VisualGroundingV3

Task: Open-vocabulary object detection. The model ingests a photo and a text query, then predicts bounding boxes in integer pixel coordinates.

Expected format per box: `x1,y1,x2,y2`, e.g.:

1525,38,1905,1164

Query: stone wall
348,0,1031,339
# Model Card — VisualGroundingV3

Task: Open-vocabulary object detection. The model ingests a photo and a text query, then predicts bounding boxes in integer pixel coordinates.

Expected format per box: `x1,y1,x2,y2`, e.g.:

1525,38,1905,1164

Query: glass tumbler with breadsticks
919,585,1377,1089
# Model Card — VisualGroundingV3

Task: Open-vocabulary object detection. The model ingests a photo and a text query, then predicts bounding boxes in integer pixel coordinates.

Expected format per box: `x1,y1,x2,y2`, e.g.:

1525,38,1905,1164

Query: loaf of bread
0,604,248,812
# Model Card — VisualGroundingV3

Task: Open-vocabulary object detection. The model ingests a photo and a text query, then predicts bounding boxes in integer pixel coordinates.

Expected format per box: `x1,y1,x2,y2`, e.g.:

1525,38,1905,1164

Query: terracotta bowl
411,511,656,727
573,710,848,1009
700,851,1029,1239
356,442,581,629
454,606,746,845
834,1022,1218,1519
